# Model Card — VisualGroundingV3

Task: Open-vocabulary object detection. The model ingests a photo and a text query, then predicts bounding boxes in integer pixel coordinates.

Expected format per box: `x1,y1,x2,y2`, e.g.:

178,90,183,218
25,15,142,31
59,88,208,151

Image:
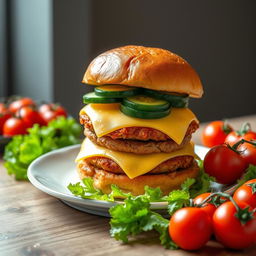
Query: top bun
83,45,203,98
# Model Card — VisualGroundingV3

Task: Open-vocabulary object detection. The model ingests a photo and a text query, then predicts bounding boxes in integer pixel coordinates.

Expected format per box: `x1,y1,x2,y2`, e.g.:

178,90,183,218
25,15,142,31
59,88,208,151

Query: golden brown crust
83,45,203,98
79,155,194,174
84,127,192,154
77,160,200,196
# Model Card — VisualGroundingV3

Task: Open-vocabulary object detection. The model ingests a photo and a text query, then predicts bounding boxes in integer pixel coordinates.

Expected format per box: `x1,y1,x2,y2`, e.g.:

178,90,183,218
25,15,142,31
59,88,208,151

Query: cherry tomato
39,103,67,123
0,102,8,113
38,103,50,113
169,207,212,250
225,123,256,146
9,97,35,114
213,201,256,249
19,106,46,127
0,111,11,134
3,117,29,136
245,179,256,185
202,121,233,147
233,180,256,208
238,141,256,166
203,144,247,184
193,193,217,219
39,103,67,116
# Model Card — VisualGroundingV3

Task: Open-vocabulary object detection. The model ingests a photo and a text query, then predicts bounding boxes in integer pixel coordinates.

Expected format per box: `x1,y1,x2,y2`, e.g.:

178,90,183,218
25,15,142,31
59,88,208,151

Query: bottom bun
77,161,199,196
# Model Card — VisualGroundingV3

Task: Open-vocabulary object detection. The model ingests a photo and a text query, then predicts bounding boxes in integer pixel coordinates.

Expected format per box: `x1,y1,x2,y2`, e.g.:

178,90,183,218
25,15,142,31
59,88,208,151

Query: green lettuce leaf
164,190,191,215
237,165,256,186
68,168,214,250
188,160,215,198
143,186,163,201
4,117,82,180
67,179,109,201
109,196,178,249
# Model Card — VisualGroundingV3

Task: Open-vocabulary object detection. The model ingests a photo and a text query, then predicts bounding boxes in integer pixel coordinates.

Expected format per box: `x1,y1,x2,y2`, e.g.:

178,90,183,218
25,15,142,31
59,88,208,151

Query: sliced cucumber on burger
94,85,140,98
144,89,189,108
83,92,121,104
123,95,170,111
120,104,171,119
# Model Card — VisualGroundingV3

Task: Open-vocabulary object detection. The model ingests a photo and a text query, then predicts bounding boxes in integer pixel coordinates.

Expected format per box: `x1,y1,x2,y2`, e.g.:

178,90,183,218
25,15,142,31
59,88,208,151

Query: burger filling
80,113,199,141
78,155,194,175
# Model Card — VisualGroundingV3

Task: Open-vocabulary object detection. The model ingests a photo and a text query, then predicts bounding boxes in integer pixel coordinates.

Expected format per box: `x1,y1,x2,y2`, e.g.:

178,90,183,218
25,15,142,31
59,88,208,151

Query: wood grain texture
1,115,256,256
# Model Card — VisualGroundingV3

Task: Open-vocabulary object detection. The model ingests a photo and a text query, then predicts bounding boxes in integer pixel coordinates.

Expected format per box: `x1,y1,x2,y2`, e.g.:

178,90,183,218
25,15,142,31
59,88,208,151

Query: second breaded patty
79,155,194,175
77,160,200,196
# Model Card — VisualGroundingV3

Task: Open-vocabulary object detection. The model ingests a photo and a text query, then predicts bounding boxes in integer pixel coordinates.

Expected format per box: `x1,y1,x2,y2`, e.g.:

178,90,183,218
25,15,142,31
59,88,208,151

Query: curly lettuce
4,116,82,180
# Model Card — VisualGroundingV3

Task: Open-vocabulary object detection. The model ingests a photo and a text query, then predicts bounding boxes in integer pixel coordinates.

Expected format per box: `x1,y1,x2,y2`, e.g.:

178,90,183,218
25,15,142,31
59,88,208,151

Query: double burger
76,45,203,196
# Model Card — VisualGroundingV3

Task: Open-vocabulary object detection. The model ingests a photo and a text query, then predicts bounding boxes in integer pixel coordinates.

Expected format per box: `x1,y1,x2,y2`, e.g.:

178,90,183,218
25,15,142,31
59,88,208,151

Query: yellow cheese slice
76,138,197,179
80,103,198,145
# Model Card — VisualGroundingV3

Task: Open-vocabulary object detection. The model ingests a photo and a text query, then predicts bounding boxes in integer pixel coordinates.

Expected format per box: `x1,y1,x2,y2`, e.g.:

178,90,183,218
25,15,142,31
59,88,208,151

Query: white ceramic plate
28,144,210,217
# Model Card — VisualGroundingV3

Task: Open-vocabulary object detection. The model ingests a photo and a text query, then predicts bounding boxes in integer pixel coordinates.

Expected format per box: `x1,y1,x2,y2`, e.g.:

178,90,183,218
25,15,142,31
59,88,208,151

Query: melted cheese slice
76,138,197,179
80,103,198,145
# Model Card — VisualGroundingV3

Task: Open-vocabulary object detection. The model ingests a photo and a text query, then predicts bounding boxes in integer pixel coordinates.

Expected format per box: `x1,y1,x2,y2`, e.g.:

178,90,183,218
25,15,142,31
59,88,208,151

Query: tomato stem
195,192,254,224
226,143,242,155
222,120,232,134
196,192,236,209
247,183,256,194
232,139,256,151
236,122,251,136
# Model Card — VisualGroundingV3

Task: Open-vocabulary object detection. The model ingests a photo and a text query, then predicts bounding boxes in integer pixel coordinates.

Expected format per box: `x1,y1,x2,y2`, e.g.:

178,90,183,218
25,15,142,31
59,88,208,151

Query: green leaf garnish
4,116,82,180
109,196,177,249
237,165,256,187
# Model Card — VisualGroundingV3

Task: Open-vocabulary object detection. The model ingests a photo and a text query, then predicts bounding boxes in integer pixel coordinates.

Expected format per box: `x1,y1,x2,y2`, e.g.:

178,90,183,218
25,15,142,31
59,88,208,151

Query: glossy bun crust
83,45,203,98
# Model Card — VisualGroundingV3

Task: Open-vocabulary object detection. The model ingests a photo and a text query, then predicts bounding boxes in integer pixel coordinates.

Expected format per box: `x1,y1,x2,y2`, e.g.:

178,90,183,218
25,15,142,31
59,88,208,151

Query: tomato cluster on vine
168,180,256,250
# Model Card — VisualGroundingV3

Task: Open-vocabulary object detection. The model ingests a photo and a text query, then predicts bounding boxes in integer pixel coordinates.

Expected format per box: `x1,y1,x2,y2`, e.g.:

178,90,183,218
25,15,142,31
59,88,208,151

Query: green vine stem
235,122,251,136
232,138,256,151
194,192,255,225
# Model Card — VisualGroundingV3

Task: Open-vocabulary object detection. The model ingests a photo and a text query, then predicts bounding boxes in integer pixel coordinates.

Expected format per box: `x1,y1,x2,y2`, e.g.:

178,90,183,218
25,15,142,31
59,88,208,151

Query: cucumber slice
144,89,189,108
123,95,170,111
95,85,140,98
120,104,171,119
83,92,121,104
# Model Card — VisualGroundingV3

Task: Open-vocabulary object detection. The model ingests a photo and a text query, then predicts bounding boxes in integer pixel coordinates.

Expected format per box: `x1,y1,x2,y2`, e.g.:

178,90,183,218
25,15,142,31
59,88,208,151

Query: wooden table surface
1,115,256,256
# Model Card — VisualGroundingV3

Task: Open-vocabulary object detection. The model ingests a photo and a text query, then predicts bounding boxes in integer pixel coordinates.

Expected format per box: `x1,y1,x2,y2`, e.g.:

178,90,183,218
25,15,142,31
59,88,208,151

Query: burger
75,45,203,196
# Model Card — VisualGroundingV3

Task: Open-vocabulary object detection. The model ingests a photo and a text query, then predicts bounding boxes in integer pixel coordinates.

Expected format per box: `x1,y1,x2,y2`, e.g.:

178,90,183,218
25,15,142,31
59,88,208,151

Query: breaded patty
80,114,199,141
84,127,192,154
77,160,199,196
79,155,194,175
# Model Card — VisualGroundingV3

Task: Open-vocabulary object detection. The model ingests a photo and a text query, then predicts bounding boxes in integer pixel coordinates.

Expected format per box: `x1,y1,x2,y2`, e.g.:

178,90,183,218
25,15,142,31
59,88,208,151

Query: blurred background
0,0,255,122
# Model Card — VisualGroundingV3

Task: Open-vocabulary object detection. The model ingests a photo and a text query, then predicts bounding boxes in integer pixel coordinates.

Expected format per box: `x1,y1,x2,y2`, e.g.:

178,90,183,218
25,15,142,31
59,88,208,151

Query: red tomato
169,207,212,250
39,103,67,123
0,103,8,113
19,106,46,127
9,97,35,114
203,145,247,184
3,117,29,136
39,103,67,115
245,179,256,185
193,193,217,219
238,141,256,166
202,121,233,147
225,123,256,146
233,180,256,208
213,201,256,249
0,111,11,134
